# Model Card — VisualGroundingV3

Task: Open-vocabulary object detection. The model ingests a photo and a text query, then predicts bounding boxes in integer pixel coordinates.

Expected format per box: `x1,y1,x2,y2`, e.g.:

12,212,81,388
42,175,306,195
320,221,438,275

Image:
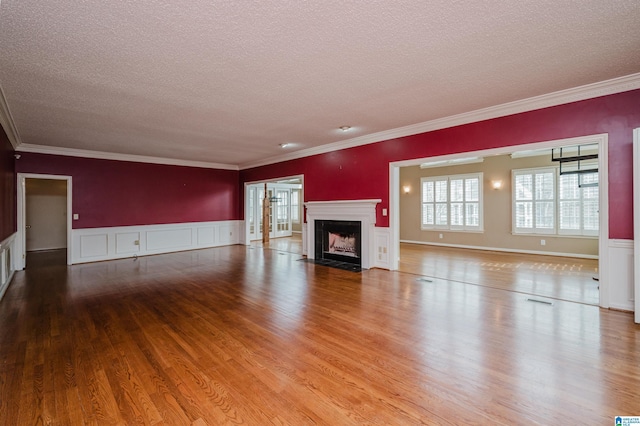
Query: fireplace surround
304,199,381,270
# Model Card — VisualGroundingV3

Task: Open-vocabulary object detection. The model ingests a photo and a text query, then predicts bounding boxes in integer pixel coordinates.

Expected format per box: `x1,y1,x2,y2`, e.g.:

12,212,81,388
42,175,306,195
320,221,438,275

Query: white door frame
16,173,73,268
243,174,304,245
633,128,640,323
389,133,610,308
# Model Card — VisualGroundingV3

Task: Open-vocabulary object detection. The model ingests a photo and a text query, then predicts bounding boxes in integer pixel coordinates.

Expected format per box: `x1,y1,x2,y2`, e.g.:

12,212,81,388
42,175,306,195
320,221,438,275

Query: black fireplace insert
314,220,362,267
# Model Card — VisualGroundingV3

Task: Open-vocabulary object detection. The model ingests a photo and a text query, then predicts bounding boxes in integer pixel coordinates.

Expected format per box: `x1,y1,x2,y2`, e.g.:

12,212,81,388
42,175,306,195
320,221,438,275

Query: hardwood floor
0,246,638,425
250,233,303,254
399,243,599,306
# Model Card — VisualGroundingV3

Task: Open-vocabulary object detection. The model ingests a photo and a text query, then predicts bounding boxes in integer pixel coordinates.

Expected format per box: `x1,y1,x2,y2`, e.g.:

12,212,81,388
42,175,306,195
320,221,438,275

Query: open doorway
389,133,609,307
244,175,304,255
17,173,73,269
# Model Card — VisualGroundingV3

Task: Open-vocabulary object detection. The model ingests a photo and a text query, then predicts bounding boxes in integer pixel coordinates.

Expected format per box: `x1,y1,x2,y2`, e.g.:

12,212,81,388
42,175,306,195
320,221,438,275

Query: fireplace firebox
314,220,362,267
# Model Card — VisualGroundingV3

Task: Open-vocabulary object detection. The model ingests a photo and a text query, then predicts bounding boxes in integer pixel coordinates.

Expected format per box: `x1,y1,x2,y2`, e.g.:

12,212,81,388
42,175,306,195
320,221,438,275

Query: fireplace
304,199,381,270
315,220,362,266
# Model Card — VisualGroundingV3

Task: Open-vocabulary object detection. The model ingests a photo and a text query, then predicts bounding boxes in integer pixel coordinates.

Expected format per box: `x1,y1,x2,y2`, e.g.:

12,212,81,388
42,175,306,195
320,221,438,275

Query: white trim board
633,127,640,322
16,144,238,171
0,83,21,149
16,173,73,269
240,73,640,170
400,240,599,260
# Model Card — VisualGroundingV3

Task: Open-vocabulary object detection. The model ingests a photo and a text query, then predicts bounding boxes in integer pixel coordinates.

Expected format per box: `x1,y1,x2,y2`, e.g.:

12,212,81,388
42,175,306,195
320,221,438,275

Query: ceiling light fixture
339,126,351,132
279,143,291,148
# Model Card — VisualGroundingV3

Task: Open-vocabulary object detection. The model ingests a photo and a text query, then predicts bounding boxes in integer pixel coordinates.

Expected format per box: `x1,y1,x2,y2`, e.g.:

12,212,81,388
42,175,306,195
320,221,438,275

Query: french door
247,184,293,240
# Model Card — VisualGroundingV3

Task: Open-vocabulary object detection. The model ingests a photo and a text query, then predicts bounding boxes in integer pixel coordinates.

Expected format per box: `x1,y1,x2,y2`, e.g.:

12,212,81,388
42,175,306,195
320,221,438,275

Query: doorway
17,173,73,268
389,133,609,308
245,177,303,243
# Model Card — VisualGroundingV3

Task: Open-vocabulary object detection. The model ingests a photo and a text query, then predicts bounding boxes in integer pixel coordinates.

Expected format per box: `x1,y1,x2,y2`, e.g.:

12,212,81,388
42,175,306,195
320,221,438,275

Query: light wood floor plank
399,243,599,305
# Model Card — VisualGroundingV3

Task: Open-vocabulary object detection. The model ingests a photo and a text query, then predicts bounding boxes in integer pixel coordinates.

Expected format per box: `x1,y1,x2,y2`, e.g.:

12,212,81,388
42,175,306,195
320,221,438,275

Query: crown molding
15,144,239,171
0,83,22,149
239,72,640,170
6,73,640,170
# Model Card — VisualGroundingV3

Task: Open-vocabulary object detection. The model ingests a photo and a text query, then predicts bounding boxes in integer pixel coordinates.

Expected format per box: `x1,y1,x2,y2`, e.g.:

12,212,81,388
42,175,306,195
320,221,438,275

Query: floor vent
526,298,553,305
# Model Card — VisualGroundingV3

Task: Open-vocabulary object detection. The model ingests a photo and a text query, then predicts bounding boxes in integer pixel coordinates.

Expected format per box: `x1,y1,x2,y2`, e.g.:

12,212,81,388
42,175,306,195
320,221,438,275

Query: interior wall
0,126,16,242
16,153,240,229
240,89,640,240
399,154,598,256
25,178,67,251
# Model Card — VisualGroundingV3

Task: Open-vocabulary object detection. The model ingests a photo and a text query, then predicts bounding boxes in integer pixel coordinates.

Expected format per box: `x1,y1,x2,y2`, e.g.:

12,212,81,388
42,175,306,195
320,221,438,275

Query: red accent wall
16,153,240,229
0,127,16,241
241,89,640,239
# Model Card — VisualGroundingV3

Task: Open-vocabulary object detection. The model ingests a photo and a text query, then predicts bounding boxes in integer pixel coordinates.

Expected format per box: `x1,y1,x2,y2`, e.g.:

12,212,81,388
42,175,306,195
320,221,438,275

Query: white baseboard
400,239,599,260
72,220,242,264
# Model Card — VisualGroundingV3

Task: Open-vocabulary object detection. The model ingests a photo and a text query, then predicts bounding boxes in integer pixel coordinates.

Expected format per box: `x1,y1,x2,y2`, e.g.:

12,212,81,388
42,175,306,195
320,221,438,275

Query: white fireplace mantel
304,199,381,269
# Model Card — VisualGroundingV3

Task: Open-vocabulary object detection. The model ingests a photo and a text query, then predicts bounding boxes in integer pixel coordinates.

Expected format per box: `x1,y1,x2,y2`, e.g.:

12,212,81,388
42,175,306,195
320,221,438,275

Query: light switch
73,214,79,220
382,208,388,216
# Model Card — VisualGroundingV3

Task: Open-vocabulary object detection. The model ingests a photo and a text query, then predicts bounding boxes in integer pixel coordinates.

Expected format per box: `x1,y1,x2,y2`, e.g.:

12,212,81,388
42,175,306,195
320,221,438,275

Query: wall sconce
403,185,411,194
491,180,503,190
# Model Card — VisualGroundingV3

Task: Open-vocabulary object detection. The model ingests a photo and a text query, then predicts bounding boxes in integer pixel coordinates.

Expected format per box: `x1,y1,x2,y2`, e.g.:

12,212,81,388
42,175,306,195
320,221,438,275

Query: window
291,189,300,223
513,168,555,234
558,172,598,236
512,167,598,236
421,173,482,231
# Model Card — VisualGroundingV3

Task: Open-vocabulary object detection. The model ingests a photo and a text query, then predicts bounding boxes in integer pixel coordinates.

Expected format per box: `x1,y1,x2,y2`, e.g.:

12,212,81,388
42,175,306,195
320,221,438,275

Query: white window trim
557,172,599,237
421,172,484,232
512,167,556,235
512,166,599,237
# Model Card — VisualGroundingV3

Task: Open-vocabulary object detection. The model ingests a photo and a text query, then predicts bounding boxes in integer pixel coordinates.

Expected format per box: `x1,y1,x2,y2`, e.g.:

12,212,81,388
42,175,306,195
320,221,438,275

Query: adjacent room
398,142,601,305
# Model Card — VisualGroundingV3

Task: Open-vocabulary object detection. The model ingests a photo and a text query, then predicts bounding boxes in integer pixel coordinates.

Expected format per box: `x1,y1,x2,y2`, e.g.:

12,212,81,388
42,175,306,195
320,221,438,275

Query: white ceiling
1,1,639,169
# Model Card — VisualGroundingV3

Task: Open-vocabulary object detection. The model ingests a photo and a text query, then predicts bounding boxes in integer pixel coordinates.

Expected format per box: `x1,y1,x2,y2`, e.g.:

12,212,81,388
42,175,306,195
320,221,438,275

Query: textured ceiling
1,1,639,168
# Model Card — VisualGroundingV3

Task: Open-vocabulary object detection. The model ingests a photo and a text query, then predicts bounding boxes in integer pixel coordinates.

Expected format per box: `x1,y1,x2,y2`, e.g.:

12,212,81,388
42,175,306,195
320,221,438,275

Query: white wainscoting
71,221,241,264
374,227,391,269
607,239,634,312
0,232,17,301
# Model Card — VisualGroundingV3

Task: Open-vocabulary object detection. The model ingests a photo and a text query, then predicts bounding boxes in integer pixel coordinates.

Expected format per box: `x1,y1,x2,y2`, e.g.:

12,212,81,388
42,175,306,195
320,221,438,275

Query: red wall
0,127,16,241
241,89,640,239
16,153,240,229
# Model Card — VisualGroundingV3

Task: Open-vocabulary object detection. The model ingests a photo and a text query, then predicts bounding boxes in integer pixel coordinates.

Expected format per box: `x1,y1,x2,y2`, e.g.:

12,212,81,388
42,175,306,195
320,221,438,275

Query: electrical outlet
540,239,546,246
134,240,140,246
439,233,443,239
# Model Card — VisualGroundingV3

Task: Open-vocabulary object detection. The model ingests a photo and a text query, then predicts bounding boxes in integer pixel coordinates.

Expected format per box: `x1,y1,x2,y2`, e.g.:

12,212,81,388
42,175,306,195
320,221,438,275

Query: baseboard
400,239,599,260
